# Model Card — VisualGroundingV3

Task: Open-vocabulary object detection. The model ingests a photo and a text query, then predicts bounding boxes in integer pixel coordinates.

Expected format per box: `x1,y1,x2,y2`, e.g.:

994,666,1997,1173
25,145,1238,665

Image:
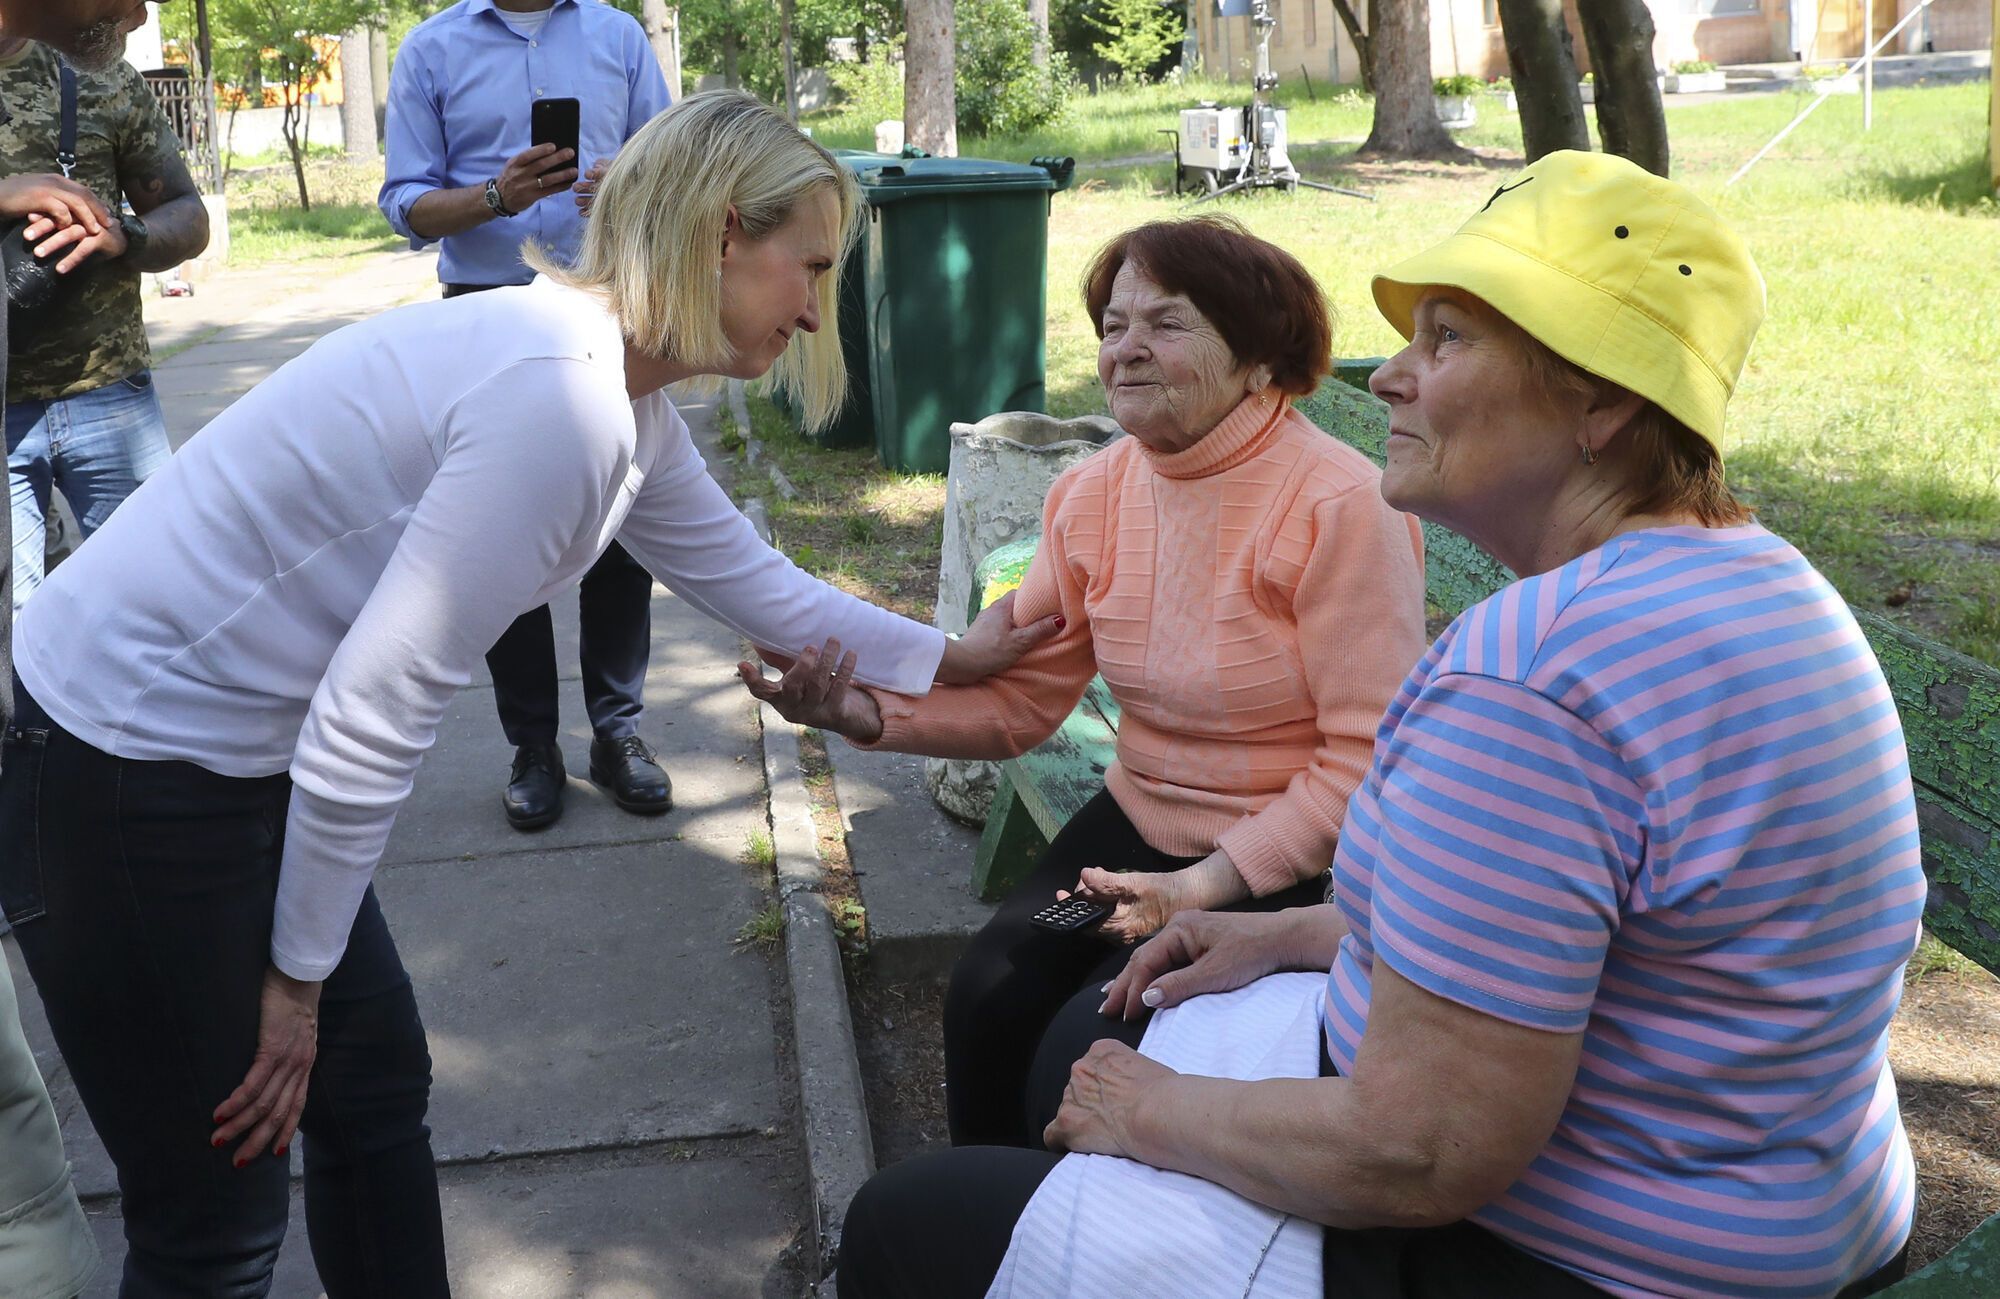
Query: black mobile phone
1028,895,1109,934
530,97,580,176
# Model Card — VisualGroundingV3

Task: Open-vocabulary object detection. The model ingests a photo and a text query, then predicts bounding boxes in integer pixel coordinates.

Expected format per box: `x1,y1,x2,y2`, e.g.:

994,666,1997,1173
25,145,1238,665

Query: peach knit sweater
868,392,1428,896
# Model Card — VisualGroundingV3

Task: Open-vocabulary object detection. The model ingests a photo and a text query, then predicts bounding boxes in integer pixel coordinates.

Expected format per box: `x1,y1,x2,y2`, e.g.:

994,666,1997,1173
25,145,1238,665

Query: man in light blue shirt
379,0,675,830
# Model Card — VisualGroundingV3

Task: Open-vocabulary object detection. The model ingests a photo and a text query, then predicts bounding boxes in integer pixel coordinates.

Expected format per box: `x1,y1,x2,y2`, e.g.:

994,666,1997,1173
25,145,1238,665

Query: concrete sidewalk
4,250,814,1297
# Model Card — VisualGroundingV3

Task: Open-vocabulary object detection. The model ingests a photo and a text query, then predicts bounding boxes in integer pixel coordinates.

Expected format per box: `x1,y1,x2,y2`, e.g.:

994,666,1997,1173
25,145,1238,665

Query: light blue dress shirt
378,0,671,287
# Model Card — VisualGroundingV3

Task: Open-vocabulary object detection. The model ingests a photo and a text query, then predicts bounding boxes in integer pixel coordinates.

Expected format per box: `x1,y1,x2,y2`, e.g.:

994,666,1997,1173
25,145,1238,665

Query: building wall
1189,0,1990,85
1188,0,1499,86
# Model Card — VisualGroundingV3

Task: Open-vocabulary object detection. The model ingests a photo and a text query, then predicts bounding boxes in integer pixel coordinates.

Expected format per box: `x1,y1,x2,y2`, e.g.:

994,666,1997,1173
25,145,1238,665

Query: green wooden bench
964,361,2000,1291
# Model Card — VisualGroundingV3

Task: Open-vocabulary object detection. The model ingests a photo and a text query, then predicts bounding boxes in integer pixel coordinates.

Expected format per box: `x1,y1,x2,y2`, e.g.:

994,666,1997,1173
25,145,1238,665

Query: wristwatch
483,177,516,219
117,211,148,261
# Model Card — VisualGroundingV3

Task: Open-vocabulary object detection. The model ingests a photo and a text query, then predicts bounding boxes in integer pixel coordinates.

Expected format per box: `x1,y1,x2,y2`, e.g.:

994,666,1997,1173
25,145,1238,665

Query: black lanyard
54,59,78,178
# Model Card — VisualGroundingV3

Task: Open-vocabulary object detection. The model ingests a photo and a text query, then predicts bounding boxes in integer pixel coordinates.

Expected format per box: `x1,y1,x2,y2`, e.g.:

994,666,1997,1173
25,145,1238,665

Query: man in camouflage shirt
3,31,207,609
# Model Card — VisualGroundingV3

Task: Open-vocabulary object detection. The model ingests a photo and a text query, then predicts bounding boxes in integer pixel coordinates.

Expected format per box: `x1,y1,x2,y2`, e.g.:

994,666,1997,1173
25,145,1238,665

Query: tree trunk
721,27,740,89
640,0,682,101
1574,0,1668,175
780,0,799,120
338,29,377,159
1497,0,1588,160
1359,0,1469,159
1328,0,1374,92
282,95,311,210
904,0,957,156
368,26,388,141
1028,0,1050,66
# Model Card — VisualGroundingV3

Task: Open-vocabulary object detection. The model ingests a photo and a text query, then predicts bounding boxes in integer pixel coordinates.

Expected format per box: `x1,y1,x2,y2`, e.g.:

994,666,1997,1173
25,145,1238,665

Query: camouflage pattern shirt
1,43,176,403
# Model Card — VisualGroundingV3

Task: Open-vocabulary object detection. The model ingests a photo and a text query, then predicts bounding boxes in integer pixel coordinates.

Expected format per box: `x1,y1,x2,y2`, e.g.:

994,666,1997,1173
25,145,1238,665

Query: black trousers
943,789,1324,1147
484,539,654,746
443,282,654,748
843,986,1618,1299
0,678,447,1298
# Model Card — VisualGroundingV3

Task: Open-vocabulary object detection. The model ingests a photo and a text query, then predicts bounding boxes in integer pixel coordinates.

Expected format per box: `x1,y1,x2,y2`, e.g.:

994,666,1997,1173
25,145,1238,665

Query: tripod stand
1191,0,1370,203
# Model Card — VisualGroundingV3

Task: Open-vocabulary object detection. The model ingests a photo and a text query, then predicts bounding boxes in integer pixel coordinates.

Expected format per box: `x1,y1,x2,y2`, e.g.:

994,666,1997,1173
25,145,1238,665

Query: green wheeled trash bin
854,154,1076,474
774,148,897,448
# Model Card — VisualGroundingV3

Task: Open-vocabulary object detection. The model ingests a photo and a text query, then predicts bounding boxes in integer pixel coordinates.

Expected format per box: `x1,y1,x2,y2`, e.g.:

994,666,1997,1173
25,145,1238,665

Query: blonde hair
526,90,861,430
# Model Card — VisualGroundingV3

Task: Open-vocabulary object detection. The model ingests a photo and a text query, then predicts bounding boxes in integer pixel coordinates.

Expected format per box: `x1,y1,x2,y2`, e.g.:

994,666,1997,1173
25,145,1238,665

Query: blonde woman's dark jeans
0,676,448,1298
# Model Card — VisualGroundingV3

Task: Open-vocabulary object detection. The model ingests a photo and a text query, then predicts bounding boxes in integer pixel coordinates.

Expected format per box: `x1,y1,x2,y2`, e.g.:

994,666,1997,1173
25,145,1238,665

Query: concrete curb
742,482,875,1283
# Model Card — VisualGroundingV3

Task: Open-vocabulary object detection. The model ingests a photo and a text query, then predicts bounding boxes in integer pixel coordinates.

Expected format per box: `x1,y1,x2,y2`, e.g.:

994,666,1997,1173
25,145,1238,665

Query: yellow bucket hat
1371,149,1764,450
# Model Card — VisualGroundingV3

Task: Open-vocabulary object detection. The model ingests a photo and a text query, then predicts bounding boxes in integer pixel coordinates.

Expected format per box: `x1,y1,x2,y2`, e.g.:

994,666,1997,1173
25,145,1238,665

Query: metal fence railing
142,68,223,194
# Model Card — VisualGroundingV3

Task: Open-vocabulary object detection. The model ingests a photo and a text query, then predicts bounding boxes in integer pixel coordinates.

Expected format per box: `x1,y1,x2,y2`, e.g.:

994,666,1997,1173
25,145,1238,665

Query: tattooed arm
116,133,209,273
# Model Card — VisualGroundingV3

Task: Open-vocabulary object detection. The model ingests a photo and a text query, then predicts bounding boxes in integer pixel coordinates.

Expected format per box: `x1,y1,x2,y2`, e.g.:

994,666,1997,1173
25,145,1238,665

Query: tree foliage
173,0,385,207
955,0,1075,135
1084,0,1183,79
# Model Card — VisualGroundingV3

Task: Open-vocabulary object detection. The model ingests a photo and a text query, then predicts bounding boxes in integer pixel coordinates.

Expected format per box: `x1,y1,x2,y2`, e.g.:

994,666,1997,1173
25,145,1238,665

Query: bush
1432,74,1483,97
828,36,905,126
1672,59,1718,74
957,0,1077,136
1487,75,1513,93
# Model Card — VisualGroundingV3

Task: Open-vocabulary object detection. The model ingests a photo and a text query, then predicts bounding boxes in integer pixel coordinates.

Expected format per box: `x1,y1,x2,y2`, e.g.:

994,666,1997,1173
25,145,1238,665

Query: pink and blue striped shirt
1323,523,1924,1298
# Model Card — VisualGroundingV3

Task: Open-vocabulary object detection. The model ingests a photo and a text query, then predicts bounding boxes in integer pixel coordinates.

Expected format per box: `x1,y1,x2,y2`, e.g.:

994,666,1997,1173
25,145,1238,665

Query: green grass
740,829,777,871
1011,80,2000,665
806,75,1381,164
733,903,785,948
225,157,400,266
228,202,402,264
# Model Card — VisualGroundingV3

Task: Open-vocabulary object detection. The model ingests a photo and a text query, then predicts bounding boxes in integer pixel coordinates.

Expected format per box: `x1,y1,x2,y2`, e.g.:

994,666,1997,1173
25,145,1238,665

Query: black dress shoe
503,743,566,830
589,734,672,815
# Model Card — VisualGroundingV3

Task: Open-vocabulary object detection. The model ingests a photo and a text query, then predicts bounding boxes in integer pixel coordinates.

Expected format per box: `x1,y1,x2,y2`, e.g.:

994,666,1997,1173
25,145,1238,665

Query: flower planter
1578,81,1594,104
929,411,1120,823
1433,94,1477,129
1809,74,1860,95
1666,70,1725,93
1485,89,1517,112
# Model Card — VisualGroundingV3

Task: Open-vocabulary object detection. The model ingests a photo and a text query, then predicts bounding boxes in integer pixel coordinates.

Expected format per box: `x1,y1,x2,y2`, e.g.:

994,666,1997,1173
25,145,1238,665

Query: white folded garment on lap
985,971,1326,1299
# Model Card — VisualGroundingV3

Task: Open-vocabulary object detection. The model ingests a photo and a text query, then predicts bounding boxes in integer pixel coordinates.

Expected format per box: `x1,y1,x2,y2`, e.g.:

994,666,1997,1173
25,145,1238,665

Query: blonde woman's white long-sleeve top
13,278,945,981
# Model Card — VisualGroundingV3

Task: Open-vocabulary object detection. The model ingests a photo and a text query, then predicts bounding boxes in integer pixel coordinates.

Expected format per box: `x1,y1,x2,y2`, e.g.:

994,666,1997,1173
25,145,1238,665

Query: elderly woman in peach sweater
746,216,1426,1147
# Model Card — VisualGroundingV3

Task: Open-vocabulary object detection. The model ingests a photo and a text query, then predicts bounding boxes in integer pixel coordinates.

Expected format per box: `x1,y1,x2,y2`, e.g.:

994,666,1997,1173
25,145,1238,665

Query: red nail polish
234,1157,248,1169
1054,616,1067,631
276,1145,288,1157
211,1135,225,1148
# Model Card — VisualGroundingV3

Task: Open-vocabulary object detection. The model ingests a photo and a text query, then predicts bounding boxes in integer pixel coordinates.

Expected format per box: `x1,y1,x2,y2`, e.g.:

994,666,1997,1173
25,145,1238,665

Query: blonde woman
0,91,1053,1295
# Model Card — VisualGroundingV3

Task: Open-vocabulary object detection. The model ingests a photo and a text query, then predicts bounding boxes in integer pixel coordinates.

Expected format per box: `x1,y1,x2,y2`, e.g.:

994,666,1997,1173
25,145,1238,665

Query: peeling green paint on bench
1881,1211,2000,1296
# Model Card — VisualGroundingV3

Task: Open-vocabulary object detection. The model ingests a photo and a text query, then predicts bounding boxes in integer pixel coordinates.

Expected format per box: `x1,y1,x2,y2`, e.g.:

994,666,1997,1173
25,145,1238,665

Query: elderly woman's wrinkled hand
738,638,885,742
1101,908,1332,1021
1043,1039,1177,1160
1068,852,1248,945
1067,867,1202,945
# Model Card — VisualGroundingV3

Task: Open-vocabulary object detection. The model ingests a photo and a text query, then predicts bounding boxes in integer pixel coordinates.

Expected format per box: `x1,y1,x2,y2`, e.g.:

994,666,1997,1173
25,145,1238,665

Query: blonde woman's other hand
935,591,1066,686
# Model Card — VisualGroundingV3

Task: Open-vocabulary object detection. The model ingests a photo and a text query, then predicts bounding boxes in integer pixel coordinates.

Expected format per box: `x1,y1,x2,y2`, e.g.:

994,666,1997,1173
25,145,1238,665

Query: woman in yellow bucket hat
831,151,1923,1299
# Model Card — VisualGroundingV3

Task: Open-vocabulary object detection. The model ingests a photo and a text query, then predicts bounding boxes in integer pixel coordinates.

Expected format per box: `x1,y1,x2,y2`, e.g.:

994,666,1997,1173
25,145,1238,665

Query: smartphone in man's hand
530,97,581,178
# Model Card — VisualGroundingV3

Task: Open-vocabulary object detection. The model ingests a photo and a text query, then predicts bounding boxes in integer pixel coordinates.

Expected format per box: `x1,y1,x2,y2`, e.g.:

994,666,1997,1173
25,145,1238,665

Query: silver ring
538,176,547,188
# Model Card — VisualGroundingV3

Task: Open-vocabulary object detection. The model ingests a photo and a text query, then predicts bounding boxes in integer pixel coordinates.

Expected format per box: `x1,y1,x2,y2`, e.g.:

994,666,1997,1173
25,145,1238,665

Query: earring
1580,443,1598,466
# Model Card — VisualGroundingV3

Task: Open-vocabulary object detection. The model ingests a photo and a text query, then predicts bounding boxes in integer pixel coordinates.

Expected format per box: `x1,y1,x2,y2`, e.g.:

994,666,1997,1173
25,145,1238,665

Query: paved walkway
4,249,812,1297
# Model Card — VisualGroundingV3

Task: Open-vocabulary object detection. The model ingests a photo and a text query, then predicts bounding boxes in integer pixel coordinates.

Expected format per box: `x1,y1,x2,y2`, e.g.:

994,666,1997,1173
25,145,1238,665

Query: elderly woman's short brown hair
1083,217,1334,398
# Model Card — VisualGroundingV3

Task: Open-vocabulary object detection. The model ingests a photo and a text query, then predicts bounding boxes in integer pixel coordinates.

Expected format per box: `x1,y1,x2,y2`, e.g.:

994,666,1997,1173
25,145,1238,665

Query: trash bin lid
855,155,1074,205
